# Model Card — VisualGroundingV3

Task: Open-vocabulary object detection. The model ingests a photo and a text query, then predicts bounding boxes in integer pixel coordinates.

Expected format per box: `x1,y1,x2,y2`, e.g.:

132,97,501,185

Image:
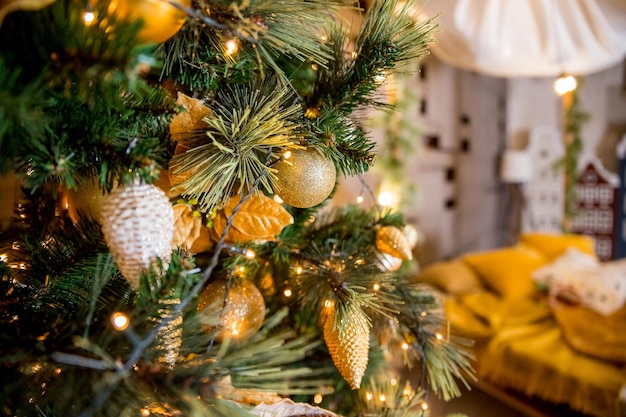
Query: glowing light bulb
83,11,95,25
366,392,373,401
390,377,398,385
283,150,292,159
225,39,238,55
295,265,303,274
283,288,292,297
377,190,399,208
421,402,429,411
401,342,409,350
356,195,364,203
111,312,130,331
244,249,256,259
554,74,577,96
313,393,323,404
141,408,150,416
0,253,7,262
379,394,386,402
435,333,444,341
373,283,380,291
324,299,333,308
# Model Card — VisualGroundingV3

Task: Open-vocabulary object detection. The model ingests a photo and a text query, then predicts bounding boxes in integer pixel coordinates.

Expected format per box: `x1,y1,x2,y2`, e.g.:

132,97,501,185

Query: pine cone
100,183,174,289
375,225,413,261
323,306,370,389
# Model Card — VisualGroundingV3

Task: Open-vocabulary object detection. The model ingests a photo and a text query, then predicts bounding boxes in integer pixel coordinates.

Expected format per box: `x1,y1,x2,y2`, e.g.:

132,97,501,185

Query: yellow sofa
414,232,626,417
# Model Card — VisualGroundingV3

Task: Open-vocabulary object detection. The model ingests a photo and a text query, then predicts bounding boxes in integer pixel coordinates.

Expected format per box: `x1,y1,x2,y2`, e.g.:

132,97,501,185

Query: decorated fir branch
160,0,348,91
0,0,476,416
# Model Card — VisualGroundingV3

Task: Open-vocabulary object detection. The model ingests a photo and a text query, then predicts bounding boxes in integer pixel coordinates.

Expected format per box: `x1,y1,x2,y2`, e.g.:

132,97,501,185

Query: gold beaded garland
273,147,336,208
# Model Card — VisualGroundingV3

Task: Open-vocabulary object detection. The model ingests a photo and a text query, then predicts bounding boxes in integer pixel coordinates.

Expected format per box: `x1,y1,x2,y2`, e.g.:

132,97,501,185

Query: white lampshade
500,149,534,183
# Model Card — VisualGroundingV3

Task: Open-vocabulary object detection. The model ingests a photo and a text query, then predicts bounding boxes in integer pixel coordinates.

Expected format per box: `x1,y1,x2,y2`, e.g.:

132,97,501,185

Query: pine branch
160,0,347,91
311,0,436,114
171,82,305,212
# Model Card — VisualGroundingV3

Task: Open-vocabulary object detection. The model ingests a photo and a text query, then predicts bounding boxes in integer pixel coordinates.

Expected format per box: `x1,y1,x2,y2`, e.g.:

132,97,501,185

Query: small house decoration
522,125,565,233
570,155,620,261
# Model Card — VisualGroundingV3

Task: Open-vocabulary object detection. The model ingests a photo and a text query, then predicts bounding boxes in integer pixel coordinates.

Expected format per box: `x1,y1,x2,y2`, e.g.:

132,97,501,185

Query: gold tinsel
375,225,413,261
323,305,370,390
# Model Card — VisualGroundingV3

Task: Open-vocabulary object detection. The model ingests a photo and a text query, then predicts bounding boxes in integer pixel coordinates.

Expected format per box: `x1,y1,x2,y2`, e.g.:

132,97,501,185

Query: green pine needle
171,82,306,211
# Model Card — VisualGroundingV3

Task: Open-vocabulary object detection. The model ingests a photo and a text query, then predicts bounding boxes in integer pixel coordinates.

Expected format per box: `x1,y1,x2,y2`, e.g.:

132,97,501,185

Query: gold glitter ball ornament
375,225,413,261
197,278,265,342
273,147,336,208
323,306,370,390
100,183,174,289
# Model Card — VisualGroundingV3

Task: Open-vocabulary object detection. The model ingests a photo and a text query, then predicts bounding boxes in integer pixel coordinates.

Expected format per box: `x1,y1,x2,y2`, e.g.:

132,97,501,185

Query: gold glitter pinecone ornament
273,147,336,208
323,305,370,389
100,183,174,289
375,225,413,261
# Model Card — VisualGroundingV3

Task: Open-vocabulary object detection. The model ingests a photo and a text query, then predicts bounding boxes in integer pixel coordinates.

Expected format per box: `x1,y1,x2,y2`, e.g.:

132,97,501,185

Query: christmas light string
75,166,271,417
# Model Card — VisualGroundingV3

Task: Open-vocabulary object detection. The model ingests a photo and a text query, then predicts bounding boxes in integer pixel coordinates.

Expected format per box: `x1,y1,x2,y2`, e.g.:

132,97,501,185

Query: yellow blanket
446,291,626,417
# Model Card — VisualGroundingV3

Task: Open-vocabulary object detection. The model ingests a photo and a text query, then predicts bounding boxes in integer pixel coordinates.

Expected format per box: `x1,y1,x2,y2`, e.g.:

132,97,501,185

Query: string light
313,393,323,404
111,312,130,331
283,288,292,297
554,73,577,96
421,402,429,411
378,394,386,402
283,150,292,160
225,39,238,55
295,265,303,274
401,342,409,350
365,392,373,401
83,10,95,25
356,195,364,203
323,299,333,309
377,190,399,208
141,408,150,416
435,333,444,341
372,283,380,291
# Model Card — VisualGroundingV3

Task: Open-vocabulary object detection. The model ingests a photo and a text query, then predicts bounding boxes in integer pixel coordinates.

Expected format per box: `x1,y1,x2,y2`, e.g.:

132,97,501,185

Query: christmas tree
0,0,474,416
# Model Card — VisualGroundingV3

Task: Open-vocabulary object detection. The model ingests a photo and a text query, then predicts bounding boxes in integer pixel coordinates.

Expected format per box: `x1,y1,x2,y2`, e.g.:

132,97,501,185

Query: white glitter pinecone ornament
323,305,370,390
101,183,174,289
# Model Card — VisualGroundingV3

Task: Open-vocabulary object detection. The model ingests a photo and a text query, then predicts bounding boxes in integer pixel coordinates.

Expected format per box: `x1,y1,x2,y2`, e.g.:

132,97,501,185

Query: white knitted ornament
101,183,174,289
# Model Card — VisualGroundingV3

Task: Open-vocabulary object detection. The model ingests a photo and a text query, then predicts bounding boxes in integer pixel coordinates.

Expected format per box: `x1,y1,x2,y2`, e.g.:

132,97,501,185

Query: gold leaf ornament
209,194,293,244
375,225,413,261
0,0,55,25
171,203,202,250
169,92,212,139
169,93,212,194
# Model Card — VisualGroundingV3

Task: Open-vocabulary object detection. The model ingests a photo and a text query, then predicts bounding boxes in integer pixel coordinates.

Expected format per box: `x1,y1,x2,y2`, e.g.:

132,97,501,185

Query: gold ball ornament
273,147,336,208
107,0,190,44
66,180,107,224
197,278,265,342
100,183,174,289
